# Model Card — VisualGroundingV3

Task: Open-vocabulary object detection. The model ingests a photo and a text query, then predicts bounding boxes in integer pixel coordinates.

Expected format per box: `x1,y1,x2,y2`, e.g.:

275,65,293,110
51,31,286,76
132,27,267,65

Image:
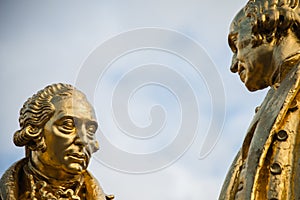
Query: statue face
37,92,99,175
230,18,276,91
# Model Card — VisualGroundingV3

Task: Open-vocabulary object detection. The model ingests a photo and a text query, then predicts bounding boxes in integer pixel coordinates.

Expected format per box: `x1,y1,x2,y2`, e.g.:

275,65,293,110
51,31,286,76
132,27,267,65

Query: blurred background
0,0,268,199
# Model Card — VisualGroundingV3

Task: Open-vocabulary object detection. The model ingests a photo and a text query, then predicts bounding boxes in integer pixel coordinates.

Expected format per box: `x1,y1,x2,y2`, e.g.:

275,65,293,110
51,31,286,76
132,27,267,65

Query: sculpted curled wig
229,0,300,72
13,83,78,156
244,0,300,47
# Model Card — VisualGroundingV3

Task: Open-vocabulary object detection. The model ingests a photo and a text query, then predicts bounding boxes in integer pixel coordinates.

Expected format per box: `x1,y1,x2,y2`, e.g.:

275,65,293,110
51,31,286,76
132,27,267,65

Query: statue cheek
51,128,76,143
47,134,74,153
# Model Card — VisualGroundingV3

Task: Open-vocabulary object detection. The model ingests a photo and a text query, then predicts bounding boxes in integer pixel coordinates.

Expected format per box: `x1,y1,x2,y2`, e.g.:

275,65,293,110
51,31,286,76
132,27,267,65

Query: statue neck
27,160,83,186
30,152,83,182
23,160,85,200
272,30,300,84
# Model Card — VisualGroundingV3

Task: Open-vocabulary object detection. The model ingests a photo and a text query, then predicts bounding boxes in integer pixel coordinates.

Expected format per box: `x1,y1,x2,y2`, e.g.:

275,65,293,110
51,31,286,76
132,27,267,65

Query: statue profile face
33,91,99,176
230,16,276,91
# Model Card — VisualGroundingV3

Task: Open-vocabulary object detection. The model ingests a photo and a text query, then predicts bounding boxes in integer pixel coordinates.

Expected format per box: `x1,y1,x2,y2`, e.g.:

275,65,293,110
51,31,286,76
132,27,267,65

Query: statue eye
239,38,251,49
229,33,238,53
87,124,97,135
57,118,75,133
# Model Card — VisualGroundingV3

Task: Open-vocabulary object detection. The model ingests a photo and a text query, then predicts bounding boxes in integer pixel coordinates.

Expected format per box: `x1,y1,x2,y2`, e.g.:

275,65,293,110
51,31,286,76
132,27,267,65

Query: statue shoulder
83,170,114,200
0,158,28,200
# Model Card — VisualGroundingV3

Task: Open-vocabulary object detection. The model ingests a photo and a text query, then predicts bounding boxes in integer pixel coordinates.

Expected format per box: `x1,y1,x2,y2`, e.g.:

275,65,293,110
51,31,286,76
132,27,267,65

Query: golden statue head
229,0,300,91
0,83,113,199
13,83,99,177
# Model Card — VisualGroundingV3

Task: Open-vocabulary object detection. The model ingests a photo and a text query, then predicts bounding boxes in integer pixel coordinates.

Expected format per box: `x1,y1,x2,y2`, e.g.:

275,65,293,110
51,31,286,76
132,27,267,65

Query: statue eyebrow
228,32,238,53
238,38,251,49
86,120,99,131
54,113,98,126
72,117,98,129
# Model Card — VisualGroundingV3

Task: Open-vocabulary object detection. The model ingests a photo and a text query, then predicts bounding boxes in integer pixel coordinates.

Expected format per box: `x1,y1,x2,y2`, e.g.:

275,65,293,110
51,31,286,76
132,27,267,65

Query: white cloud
0,0,269,199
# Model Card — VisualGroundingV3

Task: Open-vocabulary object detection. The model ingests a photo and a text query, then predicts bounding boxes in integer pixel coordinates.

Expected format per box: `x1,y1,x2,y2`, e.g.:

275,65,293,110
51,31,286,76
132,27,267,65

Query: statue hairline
229,1,300,49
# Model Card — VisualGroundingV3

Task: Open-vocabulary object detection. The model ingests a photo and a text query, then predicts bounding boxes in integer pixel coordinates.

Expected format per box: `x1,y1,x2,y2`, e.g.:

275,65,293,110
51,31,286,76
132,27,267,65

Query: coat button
270,162,282,175
289,99,298,111
276,130,288,141
237,181,243,191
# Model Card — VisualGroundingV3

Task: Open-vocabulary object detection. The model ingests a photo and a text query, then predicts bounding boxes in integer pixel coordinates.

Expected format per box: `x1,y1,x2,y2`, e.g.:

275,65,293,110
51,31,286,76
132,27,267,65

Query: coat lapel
243,64,300,199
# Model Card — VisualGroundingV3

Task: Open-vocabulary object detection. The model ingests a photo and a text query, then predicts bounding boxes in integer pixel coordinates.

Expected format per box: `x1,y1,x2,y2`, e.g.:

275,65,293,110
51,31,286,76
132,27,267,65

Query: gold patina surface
220,0,300,199
0,83,114,200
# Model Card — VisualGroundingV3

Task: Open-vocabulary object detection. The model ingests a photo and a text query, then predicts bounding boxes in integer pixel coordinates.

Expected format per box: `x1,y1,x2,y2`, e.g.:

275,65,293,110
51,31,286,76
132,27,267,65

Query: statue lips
238,63,246,82
66,152,88,166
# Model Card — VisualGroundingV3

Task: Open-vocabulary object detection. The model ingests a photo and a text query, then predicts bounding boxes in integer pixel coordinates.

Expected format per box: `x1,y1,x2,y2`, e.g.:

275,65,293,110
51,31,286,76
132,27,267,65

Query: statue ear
25,125,43,138
25,125,46,152
14,125,43,147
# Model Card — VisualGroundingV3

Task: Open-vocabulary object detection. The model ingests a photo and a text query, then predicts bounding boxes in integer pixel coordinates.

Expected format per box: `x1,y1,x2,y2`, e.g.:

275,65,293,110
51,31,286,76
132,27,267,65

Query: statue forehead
228,8,253,53
230,8,252,35
51,90,87,104
51,91,96,118
230,9,245,33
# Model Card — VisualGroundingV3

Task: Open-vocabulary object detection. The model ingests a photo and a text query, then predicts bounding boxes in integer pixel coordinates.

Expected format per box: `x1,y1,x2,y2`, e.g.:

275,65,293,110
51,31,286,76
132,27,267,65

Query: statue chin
66,162,88,174
244,76,270,92
244,83,264,92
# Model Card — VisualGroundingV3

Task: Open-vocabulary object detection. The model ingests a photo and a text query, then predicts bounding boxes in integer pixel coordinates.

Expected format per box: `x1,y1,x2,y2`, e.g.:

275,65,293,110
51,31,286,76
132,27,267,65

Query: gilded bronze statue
220,0,300,199
0,83,114,200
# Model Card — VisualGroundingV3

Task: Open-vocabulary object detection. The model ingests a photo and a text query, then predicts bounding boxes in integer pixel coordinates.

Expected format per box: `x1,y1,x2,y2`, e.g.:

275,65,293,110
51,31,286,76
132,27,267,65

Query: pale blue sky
0,0,268,199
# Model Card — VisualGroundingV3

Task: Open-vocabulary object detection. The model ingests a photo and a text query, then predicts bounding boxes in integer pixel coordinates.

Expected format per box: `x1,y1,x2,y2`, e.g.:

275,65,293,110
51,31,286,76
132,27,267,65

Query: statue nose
74,125,89,146
230,54,239,73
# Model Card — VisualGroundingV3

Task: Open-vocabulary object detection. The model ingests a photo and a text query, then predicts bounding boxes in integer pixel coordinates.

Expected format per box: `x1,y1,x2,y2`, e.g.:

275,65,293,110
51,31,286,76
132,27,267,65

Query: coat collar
0,158,107,200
